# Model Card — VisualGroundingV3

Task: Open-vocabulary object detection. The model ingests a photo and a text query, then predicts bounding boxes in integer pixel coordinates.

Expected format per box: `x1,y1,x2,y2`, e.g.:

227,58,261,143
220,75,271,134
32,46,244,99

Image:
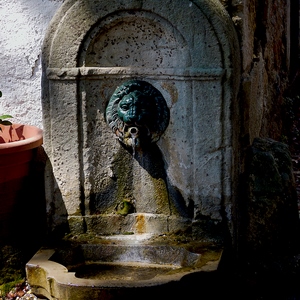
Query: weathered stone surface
26,242,222,300
227,0,293,145
241,138,300,266
41,0,240,243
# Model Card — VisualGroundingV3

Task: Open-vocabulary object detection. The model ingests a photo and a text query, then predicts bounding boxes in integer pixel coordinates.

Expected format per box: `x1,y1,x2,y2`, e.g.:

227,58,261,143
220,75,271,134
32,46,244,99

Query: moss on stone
0,245,26,297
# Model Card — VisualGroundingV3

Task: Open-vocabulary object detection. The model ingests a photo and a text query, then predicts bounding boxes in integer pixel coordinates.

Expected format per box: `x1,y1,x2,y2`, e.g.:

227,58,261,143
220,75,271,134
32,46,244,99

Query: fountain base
26,234,222,300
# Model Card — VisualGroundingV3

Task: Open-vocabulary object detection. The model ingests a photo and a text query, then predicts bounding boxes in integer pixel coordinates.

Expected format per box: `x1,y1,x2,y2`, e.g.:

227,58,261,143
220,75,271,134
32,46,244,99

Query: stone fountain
26,0,240,298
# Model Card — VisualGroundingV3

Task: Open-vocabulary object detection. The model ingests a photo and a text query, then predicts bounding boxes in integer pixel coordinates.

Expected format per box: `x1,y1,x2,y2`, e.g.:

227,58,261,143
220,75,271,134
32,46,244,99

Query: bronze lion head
106,80,169,149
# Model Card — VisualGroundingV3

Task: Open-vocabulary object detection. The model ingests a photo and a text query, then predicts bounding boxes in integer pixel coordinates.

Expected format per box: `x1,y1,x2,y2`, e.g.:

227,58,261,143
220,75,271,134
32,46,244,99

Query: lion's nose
125,111,139,123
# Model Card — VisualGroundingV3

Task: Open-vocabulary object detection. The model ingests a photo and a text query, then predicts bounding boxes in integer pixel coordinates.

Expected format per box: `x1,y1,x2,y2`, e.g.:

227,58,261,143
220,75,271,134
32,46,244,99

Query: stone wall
0,0,63,127
224,0,298,145
221,0,300,270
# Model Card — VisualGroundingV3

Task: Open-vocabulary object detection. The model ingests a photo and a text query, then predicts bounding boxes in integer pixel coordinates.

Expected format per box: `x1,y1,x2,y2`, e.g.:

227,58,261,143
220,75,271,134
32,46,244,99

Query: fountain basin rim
26,245,222,289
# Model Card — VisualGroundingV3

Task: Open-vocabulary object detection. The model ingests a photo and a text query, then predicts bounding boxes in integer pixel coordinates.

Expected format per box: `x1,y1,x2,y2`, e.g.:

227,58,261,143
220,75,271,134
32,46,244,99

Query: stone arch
78,10,191,68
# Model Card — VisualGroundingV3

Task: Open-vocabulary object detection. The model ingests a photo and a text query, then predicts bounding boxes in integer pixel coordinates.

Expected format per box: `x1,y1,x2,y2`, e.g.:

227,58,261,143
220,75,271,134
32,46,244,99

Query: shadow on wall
44,158,70,242
89,142,193,219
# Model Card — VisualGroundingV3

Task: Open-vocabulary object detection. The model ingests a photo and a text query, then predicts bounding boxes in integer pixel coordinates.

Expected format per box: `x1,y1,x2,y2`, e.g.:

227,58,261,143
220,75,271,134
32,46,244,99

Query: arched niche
42,0,240,242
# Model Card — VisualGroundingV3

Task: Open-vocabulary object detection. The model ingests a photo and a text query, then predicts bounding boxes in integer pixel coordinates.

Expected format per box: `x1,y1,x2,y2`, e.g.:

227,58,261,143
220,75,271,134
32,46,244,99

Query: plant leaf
0,115,13,119
0,120,12,126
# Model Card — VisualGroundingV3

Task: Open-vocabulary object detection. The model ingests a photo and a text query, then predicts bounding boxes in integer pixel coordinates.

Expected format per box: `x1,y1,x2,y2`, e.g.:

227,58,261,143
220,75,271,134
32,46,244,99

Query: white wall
0,0,63,128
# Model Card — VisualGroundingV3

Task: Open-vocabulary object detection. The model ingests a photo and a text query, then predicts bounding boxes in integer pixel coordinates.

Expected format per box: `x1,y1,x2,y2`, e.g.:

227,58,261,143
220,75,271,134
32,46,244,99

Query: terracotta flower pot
0,123,43,179
0,123,43,238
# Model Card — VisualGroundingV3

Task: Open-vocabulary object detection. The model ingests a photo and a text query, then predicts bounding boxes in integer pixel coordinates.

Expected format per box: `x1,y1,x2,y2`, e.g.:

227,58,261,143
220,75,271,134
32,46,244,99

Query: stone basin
26,234,222,300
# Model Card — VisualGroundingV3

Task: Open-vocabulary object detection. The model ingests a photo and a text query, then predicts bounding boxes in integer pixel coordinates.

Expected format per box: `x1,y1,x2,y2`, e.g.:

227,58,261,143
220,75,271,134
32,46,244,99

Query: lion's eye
119,97,133,111
119,103,129,110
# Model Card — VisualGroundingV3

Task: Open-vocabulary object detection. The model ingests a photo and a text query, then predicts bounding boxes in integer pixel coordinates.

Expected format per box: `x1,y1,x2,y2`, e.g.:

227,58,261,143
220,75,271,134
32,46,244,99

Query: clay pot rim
0,123,43,154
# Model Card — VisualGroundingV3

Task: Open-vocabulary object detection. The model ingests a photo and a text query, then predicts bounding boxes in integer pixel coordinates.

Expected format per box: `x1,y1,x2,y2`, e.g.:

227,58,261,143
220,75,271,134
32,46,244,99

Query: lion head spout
106,80,170,149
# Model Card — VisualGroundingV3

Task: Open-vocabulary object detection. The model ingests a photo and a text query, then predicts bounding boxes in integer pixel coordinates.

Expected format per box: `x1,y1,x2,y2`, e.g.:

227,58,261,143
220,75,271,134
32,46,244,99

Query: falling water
132,136,136,157
129,127,138,157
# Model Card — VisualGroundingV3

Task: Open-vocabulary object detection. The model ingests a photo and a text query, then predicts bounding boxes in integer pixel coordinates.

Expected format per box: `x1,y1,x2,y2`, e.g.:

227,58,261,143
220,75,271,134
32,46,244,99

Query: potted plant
0,91,44,238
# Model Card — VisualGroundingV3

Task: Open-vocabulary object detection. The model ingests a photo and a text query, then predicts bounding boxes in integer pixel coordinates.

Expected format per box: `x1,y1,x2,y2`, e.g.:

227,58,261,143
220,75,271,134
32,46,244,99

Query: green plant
0,244,26,298
0,277,24,298
0,91,13,131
